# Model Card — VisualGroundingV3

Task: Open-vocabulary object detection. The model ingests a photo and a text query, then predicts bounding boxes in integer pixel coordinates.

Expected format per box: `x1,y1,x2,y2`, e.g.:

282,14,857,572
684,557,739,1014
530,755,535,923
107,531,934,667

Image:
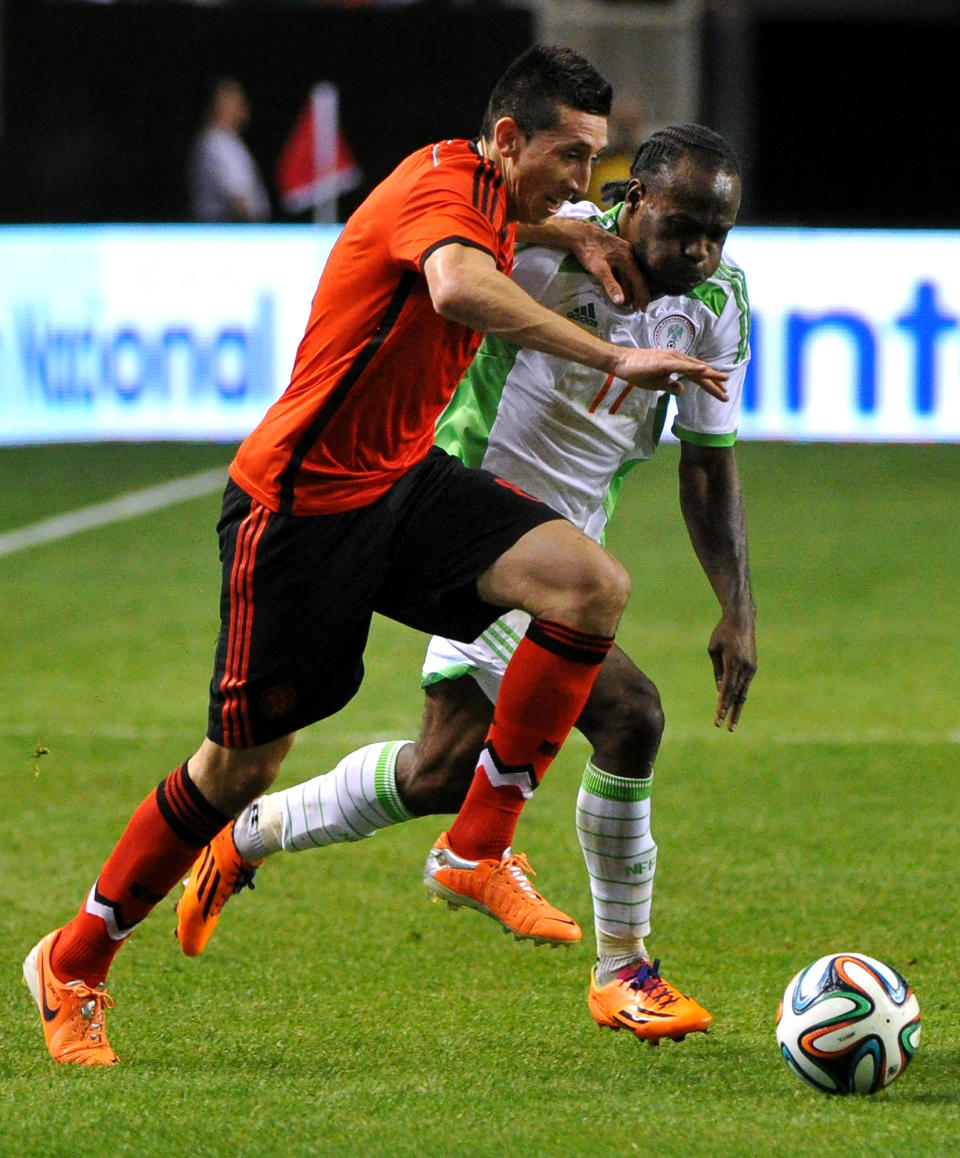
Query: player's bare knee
595,691,663,751
580,664,664,770
595,551,631,618
627,687,665,753
482,522,629,630
542,546,629,628
568,549,630,628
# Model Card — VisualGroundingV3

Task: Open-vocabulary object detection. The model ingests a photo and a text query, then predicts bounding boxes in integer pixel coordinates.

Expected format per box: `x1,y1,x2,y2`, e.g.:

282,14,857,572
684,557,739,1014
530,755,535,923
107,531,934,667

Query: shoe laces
67,981,115,1044
500,853,545,902
208,863,257,919
229,865,258,895
623,959,679,1008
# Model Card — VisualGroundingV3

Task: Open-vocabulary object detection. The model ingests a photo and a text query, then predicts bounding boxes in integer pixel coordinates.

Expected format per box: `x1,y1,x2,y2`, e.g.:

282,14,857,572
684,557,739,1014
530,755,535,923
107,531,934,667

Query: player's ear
493,116,523,159
625,178,645,209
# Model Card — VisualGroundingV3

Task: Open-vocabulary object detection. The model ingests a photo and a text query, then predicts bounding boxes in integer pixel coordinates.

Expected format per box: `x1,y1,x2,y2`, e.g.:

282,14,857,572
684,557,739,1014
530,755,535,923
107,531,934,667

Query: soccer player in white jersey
176,124,757,1042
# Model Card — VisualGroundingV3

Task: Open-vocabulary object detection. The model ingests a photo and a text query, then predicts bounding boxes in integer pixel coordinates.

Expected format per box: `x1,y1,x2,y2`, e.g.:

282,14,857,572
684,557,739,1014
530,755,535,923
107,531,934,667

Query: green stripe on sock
375,741,415,824
581,761,653,802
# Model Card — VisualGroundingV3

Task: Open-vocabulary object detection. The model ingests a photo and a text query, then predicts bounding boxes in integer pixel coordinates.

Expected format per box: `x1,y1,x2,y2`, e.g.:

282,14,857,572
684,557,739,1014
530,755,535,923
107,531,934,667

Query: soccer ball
776,952,921,1095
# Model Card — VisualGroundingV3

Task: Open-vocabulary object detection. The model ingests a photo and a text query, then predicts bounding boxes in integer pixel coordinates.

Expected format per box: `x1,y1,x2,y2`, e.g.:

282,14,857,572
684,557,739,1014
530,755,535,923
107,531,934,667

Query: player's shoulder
397,139,492,188
684,255,750,320
395,139,508,234
425,138,494,174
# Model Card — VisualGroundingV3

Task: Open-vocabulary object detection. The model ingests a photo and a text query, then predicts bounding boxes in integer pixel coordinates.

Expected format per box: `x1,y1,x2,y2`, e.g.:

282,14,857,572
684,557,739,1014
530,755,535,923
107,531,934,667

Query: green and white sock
233,740,414,859
575,760,657,986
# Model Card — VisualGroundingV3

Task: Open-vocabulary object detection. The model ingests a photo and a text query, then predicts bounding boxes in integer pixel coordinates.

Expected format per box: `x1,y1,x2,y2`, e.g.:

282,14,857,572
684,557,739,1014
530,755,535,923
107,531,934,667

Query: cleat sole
594,1019,705,1045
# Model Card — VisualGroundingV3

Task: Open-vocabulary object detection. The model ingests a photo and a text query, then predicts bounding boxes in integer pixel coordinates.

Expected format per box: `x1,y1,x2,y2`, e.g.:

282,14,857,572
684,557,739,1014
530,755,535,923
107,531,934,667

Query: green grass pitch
1,440,957,1157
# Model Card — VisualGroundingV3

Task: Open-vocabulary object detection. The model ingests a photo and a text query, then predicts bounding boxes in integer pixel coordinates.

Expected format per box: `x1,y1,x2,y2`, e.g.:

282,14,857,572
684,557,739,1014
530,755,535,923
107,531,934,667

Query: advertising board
2,225,958,443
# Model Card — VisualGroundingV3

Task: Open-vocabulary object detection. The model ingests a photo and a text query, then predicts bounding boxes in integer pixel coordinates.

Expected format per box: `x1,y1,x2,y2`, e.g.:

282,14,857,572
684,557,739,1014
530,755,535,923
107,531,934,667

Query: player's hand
567,224,649,310
611,347,729,402
517,216,649,308
708,618,757,732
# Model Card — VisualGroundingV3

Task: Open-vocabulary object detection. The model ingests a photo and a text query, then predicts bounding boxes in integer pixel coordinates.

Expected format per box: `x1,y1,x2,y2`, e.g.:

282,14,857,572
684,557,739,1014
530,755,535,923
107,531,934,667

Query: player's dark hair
600,123,740,205
480,45,612,140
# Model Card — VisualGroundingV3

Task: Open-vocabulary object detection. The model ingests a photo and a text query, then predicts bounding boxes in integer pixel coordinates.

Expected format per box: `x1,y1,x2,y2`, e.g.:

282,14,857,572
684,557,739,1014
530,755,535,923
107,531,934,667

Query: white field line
0,467,228,558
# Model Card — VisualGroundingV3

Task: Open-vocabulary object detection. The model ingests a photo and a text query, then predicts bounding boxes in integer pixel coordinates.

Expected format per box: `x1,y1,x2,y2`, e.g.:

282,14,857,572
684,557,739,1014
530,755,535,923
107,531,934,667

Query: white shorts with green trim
420,608,532,704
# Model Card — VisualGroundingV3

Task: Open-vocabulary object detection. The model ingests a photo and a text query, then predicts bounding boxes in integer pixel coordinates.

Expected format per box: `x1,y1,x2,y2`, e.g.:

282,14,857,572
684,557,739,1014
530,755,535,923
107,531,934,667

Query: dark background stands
0,0,957,228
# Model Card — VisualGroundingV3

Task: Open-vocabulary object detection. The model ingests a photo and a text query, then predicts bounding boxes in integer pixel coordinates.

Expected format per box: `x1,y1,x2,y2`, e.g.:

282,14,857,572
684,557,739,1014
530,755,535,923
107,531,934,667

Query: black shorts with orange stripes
207,446,563,748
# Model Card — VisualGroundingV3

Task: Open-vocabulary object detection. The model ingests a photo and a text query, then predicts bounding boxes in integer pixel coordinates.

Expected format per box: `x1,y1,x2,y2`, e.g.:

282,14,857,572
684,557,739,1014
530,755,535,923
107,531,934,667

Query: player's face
623,159,741,297
496,106,607,224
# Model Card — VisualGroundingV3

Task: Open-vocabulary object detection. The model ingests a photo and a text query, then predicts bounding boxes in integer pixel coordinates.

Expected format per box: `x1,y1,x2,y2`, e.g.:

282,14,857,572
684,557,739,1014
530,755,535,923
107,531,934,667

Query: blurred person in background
188,77,271,223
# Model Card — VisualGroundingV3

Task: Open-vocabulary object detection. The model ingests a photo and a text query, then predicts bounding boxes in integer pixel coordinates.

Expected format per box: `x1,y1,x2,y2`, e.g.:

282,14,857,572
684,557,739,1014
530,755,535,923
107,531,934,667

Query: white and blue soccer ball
776,952,921,1095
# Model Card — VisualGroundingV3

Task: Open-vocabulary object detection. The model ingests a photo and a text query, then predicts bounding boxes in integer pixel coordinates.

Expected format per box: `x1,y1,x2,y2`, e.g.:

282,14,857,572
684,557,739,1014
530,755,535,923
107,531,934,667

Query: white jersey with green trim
422,201,751,698
434,199,750,543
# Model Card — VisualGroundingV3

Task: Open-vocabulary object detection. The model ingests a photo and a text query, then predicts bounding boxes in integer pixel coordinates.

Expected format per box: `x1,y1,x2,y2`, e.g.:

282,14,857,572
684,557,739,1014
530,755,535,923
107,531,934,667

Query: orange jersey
231,139,515,515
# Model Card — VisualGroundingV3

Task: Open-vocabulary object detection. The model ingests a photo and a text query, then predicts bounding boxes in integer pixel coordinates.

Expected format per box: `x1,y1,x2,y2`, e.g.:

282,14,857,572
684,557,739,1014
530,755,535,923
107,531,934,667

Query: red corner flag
274,83,362,221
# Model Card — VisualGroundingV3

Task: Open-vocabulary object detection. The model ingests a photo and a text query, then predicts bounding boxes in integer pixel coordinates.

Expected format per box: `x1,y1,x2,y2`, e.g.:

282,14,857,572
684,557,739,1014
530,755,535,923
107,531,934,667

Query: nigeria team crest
653,314,696,351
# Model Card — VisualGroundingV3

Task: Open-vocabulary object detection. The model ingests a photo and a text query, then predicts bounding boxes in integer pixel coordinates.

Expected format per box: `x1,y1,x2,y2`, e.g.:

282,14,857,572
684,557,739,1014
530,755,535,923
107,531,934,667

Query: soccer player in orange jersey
24,46,726,1065
177,125,756,1044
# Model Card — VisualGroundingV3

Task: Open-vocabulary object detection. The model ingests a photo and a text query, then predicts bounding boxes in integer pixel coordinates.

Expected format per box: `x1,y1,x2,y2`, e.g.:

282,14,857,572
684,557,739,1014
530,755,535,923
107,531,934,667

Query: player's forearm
679,447,756,621
425,242,724,396
434,261,621,374
515,217,588,249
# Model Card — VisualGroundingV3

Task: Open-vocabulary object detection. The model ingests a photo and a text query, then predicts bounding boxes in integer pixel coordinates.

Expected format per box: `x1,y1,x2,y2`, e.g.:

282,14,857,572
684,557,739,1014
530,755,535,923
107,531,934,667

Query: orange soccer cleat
23,929,119,1066
424,830,581,945
175,821,262,957
588,958,712,1043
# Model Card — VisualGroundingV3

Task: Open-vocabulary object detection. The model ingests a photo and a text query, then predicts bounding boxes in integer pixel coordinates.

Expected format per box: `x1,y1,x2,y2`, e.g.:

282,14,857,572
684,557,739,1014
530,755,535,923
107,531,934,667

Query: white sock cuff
233,796,277,860
375,740,416,823
581,760,653,802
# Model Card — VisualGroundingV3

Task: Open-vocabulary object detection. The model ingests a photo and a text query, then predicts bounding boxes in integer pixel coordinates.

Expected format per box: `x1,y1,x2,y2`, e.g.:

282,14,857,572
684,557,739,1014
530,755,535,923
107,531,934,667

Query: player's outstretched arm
677,441,757,731
424,242,727,399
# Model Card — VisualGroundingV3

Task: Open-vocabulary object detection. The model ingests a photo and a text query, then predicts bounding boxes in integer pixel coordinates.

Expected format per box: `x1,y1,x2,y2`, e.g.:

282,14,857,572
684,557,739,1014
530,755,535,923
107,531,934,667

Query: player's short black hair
480,45,613,140
601,123,740,205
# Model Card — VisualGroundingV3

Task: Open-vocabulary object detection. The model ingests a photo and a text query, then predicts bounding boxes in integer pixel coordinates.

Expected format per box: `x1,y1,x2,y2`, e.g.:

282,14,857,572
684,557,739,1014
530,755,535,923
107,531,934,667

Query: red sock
447,618,612,860
51,762,229,986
